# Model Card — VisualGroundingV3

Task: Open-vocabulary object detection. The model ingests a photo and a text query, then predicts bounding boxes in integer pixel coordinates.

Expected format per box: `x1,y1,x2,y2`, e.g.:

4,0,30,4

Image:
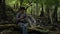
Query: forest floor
0,23,60,34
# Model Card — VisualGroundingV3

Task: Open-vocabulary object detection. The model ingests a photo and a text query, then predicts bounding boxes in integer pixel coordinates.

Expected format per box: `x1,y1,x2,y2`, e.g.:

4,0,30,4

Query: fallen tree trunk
0,24,49,33
0,24,60,34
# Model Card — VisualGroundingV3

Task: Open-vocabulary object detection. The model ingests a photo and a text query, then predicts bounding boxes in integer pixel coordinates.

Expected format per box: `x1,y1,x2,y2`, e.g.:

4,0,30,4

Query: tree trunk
45,5,51,24
31,6,32,15
20,0,23,6
2,0,7,21
36,0,38,16
0,0,7,21
52,0,59,24
35,0,39,24
0,0,2,21
0,0,2,11
52,5,58,23
0,0,2,5
40,3,44,17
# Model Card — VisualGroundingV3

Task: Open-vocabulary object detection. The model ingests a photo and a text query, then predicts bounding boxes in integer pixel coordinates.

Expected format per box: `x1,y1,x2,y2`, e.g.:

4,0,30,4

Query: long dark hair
18,6,26,12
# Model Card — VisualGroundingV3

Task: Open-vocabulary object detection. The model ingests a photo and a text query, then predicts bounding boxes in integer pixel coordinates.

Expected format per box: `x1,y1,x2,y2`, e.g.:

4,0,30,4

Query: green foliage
5,0,60,21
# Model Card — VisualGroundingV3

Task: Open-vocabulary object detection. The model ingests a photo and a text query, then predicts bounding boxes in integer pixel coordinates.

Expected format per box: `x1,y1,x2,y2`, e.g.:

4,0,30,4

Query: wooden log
0,24,49,33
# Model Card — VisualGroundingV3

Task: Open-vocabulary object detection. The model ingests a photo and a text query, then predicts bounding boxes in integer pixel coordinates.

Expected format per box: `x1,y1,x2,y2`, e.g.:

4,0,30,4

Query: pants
18,23,27,34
